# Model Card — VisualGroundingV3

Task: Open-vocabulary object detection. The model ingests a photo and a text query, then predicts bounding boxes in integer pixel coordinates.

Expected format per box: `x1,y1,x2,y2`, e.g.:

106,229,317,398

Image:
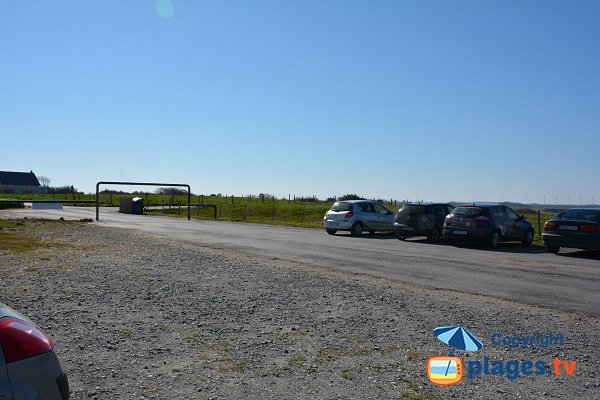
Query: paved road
2,206,599,316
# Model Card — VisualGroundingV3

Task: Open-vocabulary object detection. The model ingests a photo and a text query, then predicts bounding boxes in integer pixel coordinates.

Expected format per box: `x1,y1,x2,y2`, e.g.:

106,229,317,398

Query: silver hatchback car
323,200,395,235
0,302,70,399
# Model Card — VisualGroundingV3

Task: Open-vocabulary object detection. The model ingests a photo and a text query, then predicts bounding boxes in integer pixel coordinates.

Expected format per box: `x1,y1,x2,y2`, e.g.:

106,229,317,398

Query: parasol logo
427,325,482,386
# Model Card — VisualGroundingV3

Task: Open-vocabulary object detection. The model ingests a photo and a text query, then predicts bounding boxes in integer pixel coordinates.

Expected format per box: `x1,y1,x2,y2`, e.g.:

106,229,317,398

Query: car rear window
330,202,353,212
452,207,485,217
561,209,600,222
398,205,427,215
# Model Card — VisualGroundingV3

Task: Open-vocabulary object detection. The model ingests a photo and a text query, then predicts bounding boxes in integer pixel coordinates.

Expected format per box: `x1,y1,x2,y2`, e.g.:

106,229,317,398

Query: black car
542,208,600,254
442,203,534,248
394,203,454,242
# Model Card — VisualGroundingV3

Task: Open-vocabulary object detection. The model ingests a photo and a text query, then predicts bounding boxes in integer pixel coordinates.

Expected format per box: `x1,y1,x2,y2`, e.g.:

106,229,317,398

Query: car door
358,202,378,230
489,206,509,238
372,203,394,230
504,206,525,240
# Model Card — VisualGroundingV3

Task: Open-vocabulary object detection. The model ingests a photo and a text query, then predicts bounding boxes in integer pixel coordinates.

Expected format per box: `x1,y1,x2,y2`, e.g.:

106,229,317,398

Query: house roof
0,171,41,186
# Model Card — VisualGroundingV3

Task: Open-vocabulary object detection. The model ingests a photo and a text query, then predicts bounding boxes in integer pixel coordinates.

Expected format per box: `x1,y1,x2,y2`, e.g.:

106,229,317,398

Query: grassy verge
144,201,331,228
520,212,554,245
0,218,88,253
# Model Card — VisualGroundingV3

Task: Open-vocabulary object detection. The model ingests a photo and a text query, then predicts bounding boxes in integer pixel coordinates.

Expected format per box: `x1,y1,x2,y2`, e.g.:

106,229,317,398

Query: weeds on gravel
0,218,83,253
287,354,307,366
0,232,70,253
24,265,41,273
186,332,248,374
341,369,353,380
398,379,436,400
144,385,161,394
407,351,421,361
217,363,246,374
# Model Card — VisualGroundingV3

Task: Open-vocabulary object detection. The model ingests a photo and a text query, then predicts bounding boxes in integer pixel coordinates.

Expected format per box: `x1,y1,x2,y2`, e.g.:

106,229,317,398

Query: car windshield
398,205,427,215
560,209,600,222
452,207,484,217
330,202,353,212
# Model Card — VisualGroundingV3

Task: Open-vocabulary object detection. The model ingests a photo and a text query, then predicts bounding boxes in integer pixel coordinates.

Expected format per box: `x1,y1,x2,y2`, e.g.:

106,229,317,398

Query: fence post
244,203,247,221
231,195,234,204
288,194,291,204
301,204,305,223
201,195,204,204
537,210,541,239
272,203,275,221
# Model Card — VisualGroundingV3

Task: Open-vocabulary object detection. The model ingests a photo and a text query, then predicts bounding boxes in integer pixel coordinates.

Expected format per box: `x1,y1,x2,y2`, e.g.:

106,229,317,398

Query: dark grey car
543,208,600,253
394,203,454,242
442,203,535,248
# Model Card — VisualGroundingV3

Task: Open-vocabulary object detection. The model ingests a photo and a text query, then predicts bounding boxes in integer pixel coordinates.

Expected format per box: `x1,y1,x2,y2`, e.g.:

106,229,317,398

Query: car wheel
444,237,455,245
521,229,534,246
427,228,441,242
350,222,364,236
487,230,501,248
325,228,337,235
547,245,560,254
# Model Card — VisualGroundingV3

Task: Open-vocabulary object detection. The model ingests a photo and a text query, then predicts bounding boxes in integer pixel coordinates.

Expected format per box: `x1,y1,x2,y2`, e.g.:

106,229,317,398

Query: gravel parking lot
1,221,598,399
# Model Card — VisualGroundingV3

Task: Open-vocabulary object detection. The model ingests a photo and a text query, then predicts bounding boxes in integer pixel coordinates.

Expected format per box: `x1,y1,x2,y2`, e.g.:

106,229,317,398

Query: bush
338,194,365,201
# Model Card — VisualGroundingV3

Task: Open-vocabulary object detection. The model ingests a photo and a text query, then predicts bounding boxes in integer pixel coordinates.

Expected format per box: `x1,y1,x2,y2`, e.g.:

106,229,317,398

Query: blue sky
1,0,599,204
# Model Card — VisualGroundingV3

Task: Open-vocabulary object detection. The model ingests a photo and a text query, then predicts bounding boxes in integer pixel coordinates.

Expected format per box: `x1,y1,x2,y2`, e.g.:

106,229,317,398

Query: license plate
329,222,339,227
559,225,577,231
453,230,468,235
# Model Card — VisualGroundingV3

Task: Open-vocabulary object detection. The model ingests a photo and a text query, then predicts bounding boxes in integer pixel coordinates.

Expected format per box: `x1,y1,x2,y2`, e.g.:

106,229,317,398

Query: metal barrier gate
96,181,191,221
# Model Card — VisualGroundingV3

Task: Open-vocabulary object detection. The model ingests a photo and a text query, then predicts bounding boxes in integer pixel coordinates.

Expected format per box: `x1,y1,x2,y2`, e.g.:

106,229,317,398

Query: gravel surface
1,221,598,399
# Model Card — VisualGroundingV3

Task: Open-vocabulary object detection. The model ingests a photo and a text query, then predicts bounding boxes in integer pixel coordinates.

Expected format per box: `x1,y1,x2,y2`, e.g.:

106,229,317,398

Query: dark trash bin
119,197,144,215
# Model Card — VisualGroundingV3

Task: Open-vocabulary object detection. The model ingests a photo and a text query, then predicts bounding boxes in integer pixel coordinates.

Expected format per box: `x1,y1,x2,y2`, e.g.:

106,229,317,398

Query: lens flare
155,0,174,19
